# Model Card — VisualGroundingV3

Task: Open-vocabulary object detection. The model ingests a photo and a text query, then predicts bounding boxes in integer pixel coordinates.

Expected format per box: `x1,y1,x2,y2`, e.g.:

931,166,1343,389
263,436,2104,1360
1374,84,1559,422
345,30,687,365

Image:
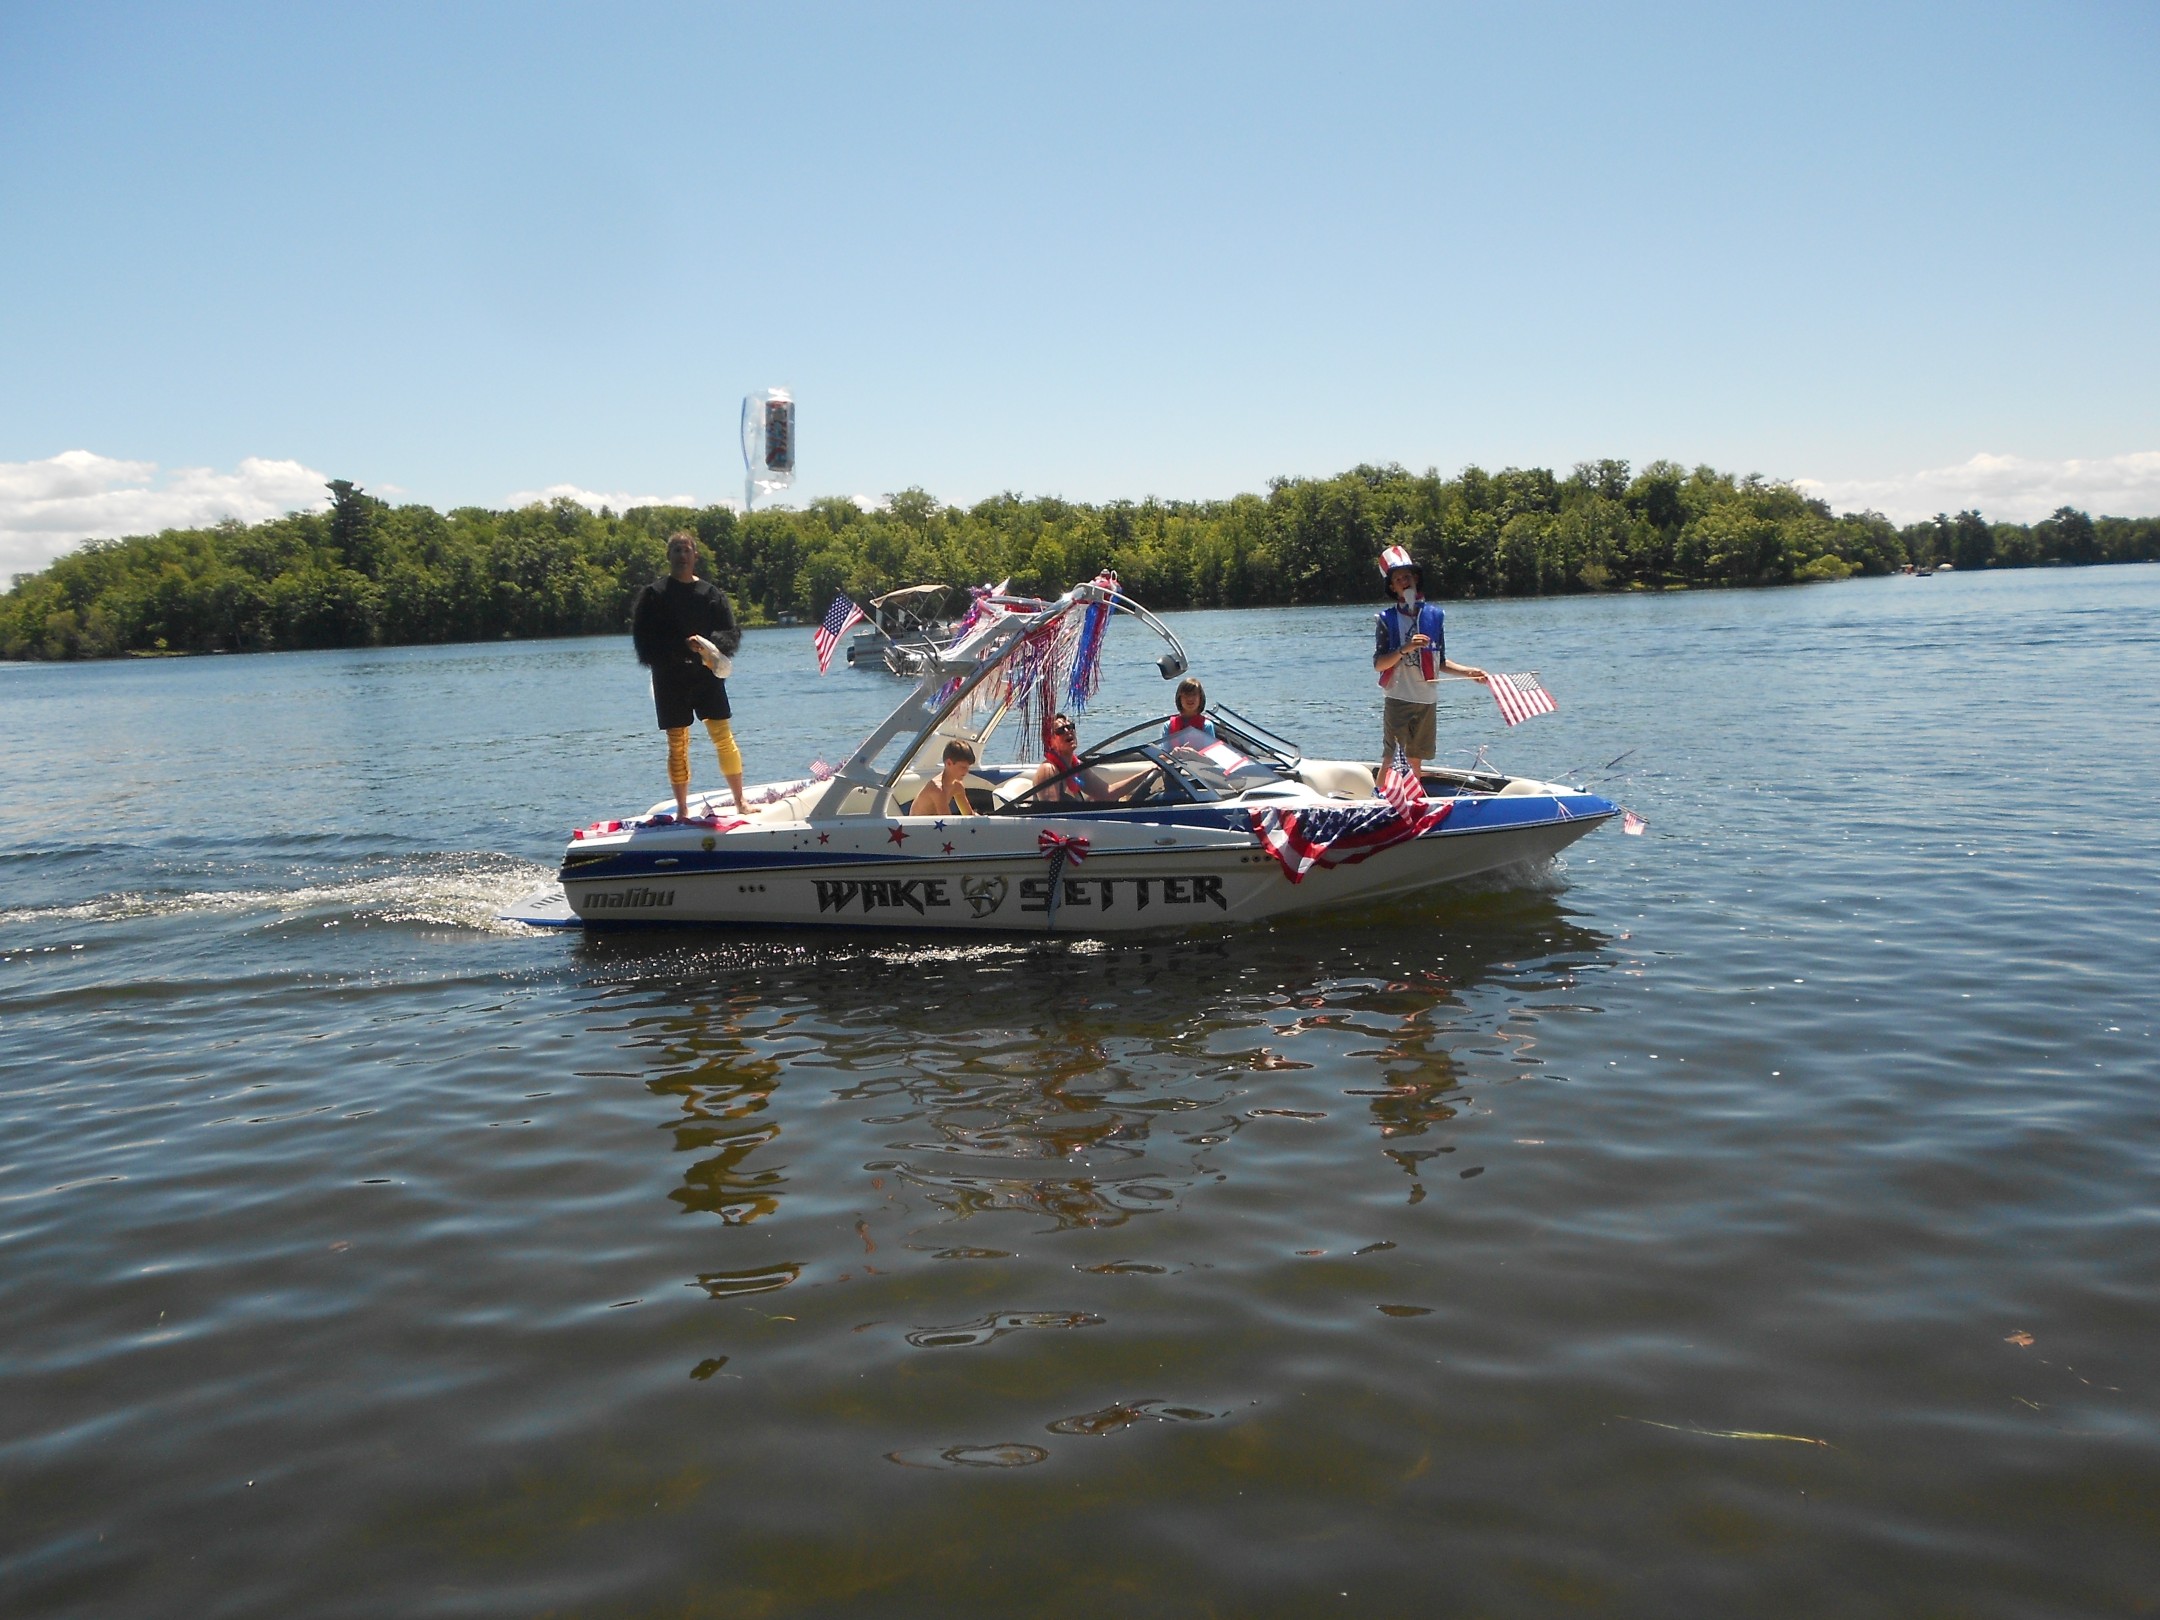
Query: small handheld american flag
1489,671,1557,726
1381,744,1427,823
813,594,866,674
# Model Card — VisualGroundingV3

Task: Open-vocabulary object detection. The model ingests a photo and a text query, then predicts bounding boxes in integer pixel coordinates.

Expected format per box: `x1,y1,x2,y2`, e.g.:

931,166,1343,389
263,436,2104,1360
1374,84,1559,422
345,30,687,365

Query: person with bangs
909,738,981,818
1031,713,1083,803
1160,677,1216,749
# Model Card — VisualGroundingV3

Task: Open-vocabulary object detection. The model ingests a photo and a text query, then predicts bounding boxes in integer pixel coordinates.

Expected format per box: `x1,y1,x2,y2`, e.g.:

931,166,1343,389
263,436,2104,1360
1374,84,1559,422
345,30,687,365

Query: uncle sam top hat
1378,544,1424,593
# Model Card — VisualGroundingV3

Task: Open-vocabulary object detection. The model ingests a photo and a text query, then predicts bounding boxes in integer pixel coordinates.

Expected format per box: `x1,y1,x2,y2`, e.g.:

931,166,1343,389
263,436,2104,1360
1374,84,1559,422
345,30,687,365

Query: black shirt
632,577,741,690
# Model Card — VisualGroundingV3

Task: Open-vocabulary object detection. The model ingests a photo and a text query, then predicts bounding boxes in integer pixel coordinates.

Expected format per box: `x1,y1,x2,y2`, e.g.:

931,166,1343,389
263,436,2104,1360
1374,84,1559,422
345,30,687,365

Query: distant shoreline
7,462,2157,662
0,560,2126,671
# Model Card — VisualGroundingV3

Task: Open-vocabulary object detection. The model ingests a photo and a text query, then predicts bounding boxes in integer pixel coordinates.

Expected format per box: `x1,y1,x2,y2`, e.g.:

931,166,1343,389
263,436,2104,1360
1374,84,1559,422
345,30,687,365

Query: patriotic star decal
888,825,909,845
817,831,830,844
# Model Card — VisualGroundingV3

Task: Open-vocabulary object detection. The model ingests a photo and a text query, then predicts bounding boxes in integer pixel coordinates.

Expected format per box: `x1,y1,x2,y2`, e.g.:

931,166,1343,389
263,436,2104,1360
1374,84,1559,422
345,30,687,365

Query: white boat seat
1297,760,1375,798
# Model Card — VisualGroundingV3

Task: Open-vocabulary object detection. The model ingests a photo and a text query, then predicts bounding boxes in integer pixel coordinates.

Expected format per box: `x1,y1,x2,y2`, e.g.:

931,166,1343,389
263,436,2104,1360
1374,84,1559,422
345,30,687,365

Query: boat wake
0,854,556,936
1451,853,1570,895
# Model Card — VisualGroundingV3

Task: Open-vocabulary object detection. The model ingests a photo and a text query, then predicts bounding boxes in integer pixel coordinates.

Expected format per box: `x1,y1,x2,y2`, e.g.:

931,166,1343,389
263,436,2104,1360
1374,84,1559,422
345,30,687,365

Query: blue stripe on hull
557,794,1619,887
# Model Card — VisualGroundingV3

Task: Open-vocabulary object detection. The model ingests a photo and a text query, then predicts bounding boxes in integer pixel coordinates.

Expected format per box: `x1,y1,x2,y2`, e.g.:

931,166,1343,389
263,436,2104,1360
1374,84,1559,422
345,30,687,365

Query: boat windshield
1167,744,1288,798
1084,708,1301,773
993,741,1292,815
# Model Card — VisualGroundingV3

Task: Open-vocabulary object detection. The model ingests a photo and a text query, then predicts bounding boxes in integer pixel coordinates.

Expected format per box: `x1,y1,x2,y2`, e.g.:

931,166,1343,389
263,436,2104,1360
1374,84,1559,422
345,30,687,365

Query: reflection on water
1045,1397,1224,1436
903,1311,1105,1350
9,576,2160,1616
636,989,787,1226
586,892,1613,1390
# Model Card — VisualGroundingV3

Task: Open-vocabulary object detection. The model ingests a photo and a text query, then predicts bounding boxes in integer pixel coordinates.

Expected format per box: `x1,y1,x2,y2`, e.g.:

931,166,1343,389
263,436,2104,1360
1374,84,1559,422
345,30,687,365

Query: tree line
5,462,2156,661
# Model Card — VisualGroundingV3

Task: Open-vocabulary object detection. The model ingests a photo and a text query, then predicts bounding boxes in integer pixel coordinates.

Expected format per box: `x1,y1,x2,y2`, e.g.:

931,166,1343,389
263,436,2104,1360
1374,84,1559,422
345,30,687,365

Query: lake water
3,567,2157,1617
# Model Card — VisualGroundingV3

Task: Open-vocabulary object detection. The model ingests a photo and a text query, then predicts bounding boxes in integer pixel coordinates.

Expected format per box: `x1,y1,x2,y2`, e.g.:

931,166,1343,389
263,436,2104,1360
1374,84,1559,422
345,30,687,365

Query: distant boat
1936,562,1955,572
846,583,963,675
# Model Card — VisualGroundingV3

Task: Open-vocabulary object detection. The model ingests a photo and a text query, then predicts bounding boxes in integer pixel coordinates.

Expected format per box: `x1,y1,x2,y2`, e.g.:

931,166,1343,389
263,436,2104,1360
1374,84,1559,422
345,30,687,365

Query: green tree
1951,509,1995,571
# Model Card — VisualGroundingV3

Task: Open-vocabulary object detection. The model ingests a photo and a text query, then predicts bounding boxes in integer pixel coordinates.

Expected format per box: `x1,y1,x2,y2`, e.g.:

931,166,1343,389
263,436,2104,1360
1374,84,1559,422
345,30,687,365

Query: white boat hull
513,578,1626,937
522,791,1613,934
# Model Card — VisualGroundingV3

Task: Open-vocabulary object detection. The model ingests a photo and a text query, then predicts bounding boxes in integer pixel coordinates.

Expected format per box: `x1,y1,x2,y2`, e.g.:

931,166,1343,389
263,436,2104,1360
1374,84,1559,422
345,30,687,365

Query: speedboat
506,578,1619,933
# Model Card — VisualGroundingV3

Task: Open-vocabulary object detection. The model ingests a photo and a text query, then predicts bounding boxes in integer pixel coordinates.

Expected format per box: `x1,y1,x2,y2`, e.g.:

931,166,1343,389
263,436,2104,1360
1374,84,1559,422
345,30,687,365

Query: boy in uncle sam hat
1371,544,1488,790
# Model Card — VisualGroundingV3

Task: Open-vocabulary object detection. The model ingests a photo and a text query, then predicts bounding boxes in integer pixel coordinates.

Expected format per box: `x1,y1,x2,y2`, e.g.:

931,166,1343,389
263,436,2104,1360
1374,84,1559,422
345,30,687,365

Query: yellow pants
667,718,742,795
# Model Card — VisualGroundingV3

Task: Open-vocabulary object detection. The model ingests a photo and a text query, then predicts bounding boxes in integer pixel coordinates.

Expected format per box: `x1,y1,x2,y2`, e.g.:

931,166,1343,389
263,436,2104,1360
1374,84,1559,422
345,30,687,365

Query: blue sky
3,1,2156,574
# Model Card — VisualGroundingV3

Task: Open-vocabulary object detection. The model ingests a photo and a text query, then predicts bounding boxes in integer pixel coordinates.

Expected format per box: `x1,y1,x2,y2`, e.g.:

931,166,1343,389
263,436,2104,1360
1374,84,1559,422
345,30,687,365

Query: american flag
1622,809,1646,836
813,594,866,674
1489,671,1557,726
1381,744,1426,822
1248,792,1453,885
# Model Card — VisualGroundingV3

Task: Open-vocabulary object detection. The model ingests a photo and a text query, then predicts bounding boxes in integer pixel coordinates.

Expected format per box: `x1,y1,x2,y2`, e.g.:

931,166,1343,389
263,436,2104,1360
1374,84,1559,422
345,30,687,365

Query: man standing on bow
632,530,747,819
1371,544,1487,790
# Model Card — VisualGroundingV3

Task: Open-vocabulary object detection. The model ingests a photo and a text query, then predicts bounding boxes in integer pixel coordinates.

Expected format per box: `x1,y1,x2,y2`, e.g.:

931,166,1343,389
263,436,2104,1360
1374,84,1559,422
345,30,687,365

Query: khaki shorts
1381,697,1437,761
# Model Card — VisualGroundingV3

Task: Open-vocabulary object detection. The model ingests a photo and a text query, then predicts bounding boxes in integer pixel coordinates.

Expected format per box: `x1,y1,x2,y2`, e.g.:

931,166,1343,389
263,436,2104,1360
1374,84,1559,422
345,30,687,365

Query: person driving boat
1032,713,1085,803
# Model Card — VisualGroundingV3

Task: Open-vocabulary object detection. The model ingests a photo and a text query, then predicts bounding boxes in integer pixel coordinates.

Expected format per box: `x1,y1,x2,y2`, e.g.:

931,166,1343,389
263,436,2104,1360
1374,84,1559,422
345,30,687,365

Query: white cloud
1,450,332,582
1796,451,2160,525
501,482,733,514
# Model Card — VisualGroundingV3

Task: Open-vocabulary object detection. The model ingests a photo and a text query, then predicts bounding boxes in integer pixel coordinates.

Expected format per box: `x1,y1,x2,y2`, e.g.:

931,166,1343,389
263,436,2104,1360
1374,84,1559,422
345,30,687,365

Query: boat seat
746,787,821,822
1298,759,1375,798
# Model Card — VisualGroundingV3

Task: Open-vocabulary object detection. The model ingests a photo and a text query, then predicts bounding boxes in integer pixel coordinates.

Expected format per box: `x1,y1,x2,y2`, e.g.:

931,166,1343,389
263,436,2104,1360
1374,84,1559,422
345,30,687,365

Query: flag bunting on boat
813,595,866,674
570,811,749,839
1247,792,1451,884
1489,671,1557,726
1037,828,1090,868
1037,829,1091,927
